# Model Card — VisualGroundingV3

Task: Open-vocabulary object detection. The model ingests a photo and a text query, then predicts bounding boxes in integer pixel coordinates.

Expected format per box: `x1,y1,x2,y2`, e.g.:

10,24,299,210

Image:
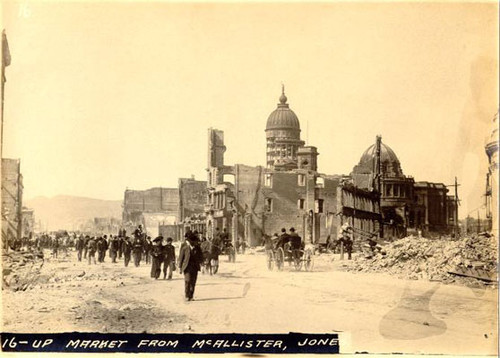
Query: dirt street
1,249,497,354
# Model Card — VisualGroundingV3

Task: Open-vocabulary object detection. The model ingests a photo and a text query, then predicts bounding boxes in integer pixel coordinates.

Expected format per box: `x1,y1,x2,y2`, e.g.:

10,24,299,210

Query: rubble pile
346,233,498,285
2,249,45,291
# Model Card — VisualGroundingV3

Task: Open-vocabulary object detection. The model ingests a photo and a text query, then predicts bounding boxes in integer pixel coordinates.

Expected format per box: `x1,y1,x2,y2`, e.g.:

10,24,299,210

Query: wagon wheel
304,249,314,271
266,250,274,271
276,247,285,271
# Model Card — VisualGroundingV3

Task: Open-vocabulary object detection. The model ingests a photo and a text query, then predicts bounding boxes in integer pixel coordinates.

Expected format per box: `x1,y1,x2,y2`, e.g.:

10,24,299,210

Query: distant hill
24,195,122,231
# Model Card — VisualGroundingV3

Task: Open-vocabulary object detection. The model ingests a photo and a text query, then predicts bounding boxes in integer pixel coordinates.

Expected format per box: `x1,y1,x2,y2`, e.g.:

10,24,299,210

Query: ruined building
122,177,207,239
205,89,381,246
1,158,23,247
202,88,461,246
352,137,457,237
485,110,499,237
21,206,34,238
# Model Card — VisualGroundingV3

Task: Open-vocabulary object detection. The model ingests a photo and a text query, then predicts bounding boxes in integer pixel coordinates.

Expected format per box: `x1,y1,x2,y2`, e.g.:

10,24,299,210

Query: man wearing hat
276,228,289,250
162,237,176,280
150,236,164,279
340,224,354,260
121,236,133,267
132,234,143,267
109,235,119,263
288,227,302,262
178,231,203,301
87,236,97,265
75,234,85,262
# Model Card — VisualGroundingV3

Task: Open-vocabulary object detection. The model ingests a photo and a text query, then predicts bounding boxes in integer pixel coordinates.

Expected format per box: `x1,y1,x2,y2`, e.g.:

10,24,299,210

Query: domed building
265,86,305,170
352,138,415,237
204,87,382,247
352,136,456,238
356,142,404,177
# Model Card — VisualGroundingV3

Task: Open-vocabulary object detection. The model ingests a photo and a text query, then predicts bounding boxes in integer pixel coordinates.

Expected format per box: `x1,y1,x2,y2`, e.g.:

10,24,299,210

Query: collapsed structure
121,177,207,239
1,159,24,247
1,32,35,249
202,88,457,246
346,233,498,286
122,88,459,246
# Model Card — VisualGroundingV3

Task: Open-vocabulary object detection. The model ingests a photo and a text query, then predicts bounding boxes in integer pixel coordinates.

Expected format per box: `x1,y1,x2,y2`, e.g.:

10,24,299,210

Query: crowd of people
71,225,238,301
5,222,370,300
71,226,177,275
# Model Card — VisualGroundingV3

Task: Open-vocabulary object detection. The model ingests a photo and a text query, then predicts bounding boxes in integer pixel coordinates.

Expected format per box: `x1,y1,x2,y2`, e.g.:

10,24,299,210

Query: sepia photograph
1,0,498,355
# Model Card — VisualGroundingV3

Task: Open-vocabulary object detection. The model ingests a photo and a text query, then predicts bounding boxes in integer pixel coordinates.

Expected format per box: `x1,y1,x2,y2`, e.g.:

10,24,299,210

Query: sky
1,1,498,219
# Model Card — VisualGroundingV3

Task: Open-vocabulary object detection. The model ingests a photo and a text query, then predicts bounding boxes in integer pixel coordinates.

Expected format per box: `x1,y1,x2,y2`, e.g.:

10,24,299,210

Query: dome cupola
354,142,404,177
265,85,301,132
265,85,305,170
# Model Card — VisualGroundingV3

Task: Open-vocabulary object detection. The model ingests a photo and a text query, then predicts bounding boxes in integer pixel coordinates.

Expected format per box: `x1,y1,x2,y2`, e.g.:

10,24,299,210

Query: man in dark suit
178,231,203,301
75,235,85,262
122,236,132,267
162,237,176,280
288,227,302,262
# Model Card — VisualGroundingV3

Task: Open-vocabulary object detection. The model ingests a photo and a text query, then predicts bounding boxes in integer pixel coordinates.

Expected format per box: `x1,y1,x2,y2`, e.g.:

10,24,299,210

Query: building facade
1,158,23,248
485,110,498,237
122,177,207,240
178,177,208,236
203,89,459,245
352,137,457,237
21,206,34,239
205,89,381,247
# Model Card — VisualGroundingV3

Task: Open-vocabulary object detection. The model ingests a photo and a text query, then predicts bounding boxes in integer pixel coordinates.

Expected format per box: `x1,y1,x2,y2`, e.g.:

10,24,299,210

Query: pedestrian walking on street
52,236,60,258
75,235,85,262
178,231,203,301
117,235,124,259
200,237,212,275
132,235,143,267
340,224,353,260
235,238,240,255
210,235,221,274
97,237,106,263
87,237,97,265
103,235,109,262
83,235,89,259
109,235,119,263
162,237,176,280
144,236,152,265
122,236,132,267
150,236,164,279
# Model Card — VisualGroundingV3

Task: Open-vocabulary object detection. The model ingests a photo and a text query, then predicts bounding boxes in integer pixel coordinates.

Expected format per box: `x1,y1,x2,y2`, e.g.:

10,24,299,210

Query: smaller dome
357,142,404,177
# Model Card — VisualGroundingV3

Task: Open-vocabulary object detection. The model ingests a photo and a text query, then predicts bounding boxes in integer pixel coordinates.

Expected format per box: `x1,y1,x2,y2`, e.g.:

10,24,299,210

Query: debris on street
345,233,498,286
2,249,45,291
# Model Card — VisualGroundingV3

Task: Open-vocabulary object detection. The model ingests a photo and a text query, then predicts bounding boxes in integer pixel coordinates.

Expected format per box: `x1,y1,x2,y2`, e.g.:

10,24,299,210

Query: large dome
265,89,301,131
356,142,404,177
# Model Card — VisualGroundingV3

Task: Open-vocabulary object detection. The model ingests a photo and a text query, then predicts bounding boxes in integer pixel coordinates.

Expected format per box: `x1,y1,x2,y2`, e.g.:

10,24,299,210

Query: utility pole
374,135,382,238
477,210,480,234
454,177,459,236
446,177,460,236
